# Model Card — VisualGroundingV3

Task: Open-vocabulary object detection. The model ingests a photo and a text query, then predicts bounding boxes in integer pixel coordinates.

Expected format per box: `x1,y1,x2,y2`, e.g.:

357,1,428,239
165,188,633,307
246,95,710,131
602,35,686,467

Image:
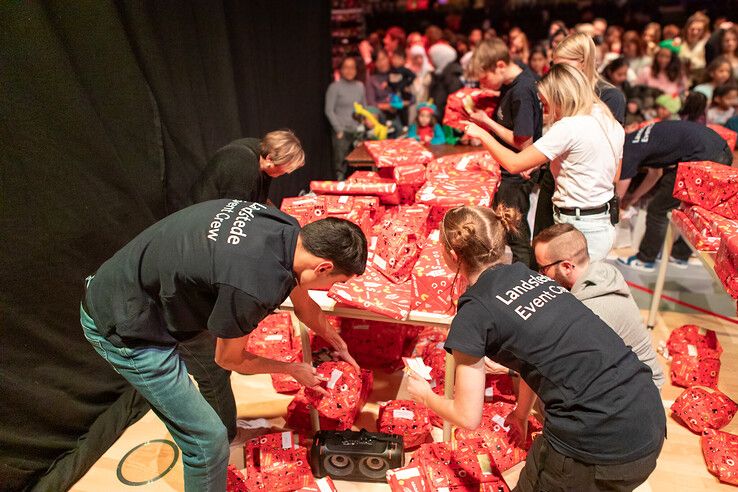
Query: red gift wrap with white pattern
364,138,434,168
443,88,499,132
242,432,316,491
377,399,433,449
340,319,408,370
454,401,543,472
671,386,738,433
701,429,738,486
673,161,738,219
245,313,303,394
666,324,723,359
715,229,738,298
671,353,721,388
328,265,414,320
412,237,464,314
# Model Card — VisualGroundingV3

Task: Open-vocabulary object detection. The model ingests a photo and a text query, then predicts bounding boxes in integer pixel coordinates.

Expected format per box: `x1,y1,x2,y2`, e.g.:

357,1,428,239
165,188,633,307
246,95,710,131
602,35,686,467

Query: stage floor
72,309,738,491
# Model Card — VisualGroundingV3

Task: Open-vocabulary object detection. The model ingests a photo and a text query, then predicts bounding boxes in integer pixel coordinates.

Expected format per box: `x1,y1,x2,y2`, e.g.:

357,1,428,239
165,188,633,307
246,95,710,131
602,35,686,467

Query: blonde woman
464,63,625,261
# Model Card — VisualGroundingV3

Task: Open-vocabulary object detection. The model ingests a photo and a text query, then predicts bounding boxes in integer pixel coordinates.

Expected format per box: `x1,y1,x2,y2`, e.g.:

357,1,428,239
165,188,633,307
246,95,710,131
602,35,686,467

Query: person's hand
480,88,500,98
520,165,541,181
462,121,489,141
407,369,433,405
484,357,510,375
289,362,329,396
469,109,491,126
323,330,360,372
504,407,529,447
336,131,344,139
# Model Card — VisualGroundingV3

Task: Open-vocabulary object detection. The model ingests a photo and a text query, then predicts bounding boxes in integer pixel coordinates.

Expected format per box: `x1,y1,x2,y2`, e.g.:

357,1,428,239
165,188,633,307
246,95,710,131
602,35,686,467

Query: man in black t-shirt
467,39,543,268
80,200,366,491
617,120,733,271
190,130,305,205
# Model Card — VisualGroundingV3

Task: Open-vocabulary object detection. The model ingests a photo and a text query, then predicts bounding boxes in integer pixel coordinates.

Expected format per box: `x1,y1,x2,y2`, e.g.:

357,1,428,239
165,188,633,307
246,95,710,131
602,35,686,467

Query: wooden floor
72,309,738,491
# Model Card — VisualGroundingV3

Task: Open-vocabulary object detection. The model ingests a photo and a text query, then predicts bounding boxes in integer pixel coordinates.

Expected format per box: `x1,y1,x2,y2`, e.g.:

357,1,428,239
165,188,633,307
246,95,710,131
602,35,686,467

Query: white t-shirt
533,104,624,209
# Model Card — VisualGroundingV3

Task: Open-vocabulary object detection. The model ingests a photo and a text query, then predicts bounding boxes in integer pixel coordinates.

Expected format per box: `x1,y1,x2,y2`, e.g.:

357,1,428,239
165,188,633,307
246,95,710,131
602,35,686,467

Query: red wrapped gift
227,465,248,492
295,477,338,492
372,223,423,284
386,464,431,491
426,151,502,180
328,265,414,320
683,205,738,242
412,326,448,357
310,179,398,198
672,209,721,251
715,229,738,298
411,439,510,491
454,402,543,472
416,174,499,209
377,399,433,449
701,429,738,486
364,138,434,168
708,123,738,150
281,196,328,226
670,353,721,388
341,319,407,370
485,374,516,404
443,88,499,132
305,361,363,420
245,313,303,394
671,386,738,433
412,239,464,314
422,342,448,397
378,163,428,204
673,161,738,219
666,324,723,359
243,432,316,491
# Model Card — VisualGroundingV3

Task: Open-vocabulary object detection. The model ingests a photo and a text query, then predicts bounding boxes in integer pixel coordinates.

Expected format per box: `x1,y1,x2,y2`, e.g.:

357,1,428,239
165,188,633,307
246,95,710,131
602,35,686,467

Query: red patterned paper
310,179,398,197
364,138,434,168
443,88,499,132
328,265,414,320
305,361,363,420
673,161,738,219
245,313,303,394
227,465,248,492
708,123,738,150
485,374,516,404
670,353,721,388
281,196,327,226
243,432,316,491
666,324,723,359
386,465,431,491
683,205,738,241
340,319,407,370
426,151,502,179
412,326,448,357
372,223,423,284
416,174,500,209
672,209,721,251
377,399,433,449
671,386,738,433
412,239,463,314
411,439,510,491
715,229,738,298
702,429,738,486
454,402,543,472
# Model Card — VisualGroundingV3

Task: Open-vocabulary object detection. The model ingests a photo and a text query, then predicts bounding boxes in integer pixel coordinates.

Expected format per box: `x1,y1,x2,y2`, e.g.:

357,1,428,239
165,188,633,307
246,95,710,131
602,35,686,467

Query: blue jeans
80,304,229,491
554,209,615,262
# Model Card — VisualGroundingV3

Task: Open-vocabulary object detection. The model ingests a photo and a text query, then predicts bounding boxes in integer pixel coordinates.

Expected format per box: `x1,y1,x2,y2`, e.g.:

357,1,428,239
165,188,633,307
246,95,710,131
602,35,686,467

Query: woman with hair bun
407,204,665,492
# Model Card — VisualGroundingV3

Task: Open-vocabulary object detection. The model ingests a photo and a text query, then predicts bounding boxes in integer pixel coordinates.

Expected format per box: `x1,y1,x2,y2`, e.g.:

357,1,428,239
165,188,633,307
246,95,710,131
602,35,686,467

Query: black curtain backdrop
0,2,331,490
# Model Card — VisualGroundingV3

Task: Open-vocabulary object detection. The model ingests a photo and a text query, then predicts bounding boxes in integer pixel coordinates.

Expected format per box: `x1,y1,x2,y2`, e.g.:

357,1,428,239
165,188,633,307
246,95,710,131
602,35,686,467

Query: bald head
533,224,590,289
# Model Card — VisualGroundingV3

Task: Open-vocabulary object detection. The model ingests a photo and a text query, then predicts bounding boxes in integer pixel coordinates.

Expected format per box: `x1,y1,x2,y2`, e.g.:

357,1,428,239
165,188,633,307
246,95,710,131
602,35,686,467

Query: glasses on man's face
538,259,566,274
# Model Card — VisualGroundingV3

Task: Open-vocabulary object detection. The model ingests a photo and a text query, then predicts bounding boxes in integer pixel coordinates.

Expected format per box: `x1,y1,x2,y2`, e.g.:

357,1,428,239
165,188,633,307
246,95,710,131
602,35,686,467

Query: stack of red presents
664,325,738,486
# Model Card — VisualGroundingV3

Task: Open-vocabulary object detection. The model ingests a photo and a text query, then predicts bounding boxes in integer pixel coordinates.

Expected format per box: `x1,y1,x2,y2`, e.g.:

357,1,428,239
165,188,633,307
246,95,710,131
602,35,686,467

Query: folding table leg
443,352,456,441
298,321,320,433
647,216,674,329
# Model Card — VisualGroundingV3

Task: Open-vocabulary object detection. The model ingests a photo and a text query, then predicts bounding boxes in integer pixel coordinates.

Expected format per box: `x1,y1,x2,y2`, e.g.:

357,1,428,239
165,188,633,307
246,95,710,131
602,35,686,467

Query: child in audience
707,83,738,124
388,51,416,127
655,94,681,120
679,91,708,123
407,102,446,145
693,56,735,101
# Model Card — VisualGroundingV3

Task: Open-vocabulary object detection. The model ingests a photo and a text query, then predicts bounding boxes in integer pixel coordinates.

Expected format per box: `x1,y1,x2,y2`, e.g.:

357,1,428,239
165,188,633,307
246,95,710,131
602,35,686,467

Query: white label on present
437,488,450,492
316,478,333,492
370,236,378,250
394,467,421,480
455,155,473,171
477,454,493,475
373,255,388,270
264,334,283,341
393,409,415,420
326,369,343,389
687,344,698,357
429,229,441,242
337,182,346,191
491,414,510,432
484,387,494,398
281,431,293,449
339,195,349,204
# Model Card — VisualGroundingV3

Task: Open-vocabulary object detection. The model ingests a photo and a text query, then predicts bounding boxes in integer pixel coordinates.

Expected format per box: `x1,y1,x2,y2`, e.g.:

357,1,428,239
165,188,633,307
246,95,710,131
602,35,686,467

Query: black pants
514,436,662,492
533,167,556,269
331,131,356,181
178,332,237,441
494,178,536,268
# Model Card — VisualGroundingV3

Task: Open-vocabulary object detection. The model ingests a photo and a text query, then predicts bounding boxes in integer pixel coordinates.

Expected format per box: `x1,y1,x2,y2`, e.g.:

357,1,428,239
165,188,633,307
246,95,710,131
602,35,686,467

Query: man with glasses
533,223,664,389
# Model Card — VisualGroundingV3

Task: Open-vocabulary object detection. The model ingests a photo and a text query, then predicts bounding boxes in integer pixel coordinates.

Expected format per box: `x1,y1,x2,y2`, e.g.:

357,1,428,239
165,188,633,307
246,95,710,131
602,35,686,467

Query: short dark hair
714,83,738,99
301,218,367,276
533,223,589,264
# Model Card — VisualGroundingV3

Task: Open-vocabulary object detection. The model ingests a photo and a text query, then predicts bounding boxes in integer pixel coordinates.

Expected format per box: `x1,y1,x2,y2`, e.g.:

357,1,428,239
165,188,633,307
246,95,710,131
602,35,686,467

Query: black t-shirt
493,68,543,183
445,263,665,465
190,138,272,205
86,200,299,346
621,120,732,180
596,81,626,125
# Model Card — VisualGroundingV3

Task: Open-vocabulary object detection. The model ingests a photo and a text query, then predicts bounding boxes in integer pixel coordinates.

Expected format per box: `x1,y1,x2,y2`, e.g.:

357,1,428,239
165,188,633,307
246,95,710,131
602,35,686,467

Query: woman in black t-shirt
407,205,665,492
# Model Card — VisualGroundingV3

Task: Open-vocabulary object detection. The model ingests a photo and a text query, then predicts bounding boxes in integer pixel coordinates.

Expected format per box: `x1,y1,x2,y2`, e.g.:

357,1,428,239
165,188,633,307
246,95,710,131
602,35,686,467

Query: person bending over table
80,200,366,492
533,223,664,390
190,129,305,205
617,120,733,272
407,205,665,492
464,63,624,262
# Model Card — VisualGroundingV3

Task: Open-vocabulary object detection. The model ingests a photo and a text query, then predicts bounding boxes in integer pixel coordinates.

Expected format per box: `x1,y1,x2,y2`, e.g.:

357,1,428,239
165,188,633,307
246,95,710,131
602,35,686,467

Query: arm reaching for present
463,121,547,175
